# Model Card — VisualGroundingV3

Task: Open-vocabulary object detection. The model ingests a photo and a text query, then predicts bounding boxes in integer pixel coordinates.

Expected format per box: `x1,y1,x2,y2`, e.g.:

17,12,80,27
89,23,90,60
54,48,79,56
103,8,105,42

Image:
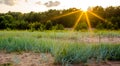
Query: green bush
39,24,46,31
52,24,64,30
45,20,53,30
75,22,87,31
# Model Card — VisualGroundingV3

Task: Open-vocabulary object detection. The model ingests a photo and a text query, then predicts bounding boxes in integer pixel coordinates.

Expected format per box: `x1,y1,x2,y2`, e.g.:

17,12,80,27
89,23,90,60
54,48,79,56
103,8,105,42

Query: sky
0,0,120,13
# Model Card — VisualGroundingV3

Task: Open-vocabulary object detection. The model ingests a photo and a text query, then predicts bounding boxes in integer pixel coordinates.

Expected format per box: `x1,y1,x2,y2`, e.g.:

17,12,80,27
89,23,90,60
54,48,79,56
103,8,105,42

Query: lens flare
81,7,88,12
48,8,107,34
85,12,92,32
72,12,84,31
51,10,80,20
88,11,105,22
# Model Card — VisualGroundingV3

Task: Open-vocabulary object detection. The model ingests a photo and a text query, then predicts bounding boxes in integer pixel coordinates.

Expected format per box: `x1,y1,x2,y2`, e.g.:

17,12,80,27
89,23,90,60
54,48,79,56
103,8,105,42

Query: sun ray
51,10,80,20
85,12,93,33
72,12,84,31
88,11,105,22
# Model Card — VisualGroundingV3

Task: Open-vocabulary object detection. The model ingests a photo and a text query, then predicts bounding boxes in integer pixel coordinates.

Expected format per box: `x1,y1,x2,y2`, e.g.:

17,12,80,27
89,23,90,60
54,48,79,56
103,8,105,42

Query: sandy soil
80,37,120,43
0,52,54,66
0,52,120,66
65,37,120,43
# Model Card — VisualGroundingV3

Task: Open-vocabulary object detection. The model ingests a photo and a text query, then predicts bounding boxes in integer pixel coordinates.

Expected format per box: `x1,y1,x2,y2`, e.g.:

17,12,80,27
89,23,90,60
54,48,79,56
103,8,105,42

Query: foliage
45,20,53,30
0,6,120,30
75,22,88,31
0,31,120,64
52,24,64,30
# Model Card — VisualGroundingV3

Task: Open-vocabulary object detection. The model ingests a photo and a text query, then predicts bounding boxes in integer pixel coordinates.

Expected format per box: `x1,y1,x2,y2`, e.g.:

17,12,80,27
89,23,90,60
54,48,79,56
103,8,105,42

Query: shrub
52,24,64,30
75,22,87,31
45,20,53,30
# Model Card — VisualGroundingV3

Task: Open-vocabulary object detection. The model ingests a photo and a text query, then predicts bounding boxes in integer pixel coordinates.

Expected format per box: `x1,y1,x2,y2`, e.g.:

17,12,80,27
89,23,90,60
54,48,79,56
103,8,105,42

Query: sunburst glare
85,12,93,33
49,6,111,33
72,12,84,31
88,11,105,22
51,10,80,20
81,7,88,12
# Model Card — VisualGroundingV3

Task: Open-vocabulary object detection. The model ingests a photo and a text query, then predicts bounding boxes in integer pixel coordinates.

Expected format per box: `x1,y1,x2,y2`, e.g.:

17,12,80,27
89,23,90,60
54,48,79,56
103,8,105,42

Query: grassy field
0,30,120,65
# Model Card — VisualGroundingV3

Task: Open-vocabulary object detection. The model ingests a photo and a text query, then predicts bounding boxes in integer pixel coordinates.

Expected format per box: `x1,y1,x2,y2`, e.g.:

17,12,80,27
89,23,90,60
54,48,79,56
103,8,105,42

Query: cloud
0,0,2,3
0,0,60,7
25,0,28,2
4,0,16,6
0,0,16,6
44,1,60,7
0,0,27,6
36,1,41,5
0,0,3,4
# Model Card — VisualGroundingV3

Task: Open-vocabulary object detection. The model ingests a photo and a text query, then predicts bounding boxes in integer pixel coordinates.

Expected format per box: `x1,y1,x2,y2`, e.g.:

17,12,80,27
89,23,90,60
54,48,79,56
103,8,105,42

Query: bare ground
65,37,120,43
0,52,54,66
0,52,120,66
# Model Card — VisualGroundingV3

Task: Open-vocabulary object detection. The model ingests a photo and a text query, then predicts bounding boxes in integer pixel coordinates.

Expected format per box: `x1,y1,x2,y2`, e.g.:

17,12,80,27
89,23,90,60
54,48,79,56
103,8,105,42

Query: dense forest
0,6,120,30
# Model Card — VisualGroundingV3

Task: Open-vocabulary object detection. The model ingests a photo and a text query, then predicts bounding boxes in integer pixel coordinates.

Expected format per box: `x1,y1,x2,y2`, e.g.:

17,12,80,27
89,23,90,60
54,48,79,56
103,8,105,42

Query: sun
76,1,90,12
80,5,89,12
81,6,88,12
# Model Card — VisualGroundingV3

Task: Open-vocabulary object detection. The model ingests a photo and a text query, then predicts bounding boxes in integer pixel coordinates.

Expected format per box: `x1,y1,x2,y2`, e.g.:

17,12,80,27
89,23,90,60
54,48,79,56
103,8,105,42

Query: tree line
0,6,120,30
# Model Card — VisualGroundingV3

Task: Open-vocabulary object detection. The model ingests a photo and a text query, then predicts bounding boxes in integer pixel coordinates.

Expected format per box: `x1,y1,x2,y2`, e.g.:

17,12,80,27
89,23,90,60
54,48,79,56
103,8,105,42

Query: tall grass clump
53,43,120,64
107,44,120,60
53,43,93,64
0,31,120,64
0,37,53,53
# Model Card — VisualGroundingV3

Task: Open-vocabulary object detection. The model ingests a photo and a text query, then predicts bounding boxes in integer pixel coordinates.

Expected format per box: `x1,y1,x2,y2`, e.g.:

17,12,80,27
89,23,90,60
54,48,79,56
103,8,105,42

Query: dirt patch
80,37,120,43
66,37,120,43
0,52,54,66
0,52,120,66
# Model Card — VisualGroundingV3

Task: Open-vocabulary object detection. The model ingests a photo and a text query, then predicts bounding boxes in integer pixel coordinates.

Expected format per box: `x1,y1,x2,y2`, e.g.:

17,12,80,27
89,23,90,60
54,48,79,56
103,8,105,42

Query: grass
0,63,12,66
0,30,120,64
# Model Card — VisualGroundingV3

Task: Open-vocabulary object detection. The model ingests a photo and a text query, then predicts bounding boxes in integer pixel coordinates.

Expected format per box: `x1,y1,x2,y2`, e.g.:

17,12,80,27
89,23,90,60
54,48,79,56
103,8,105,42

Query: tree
45,20,53,30
0,6,120,30
0,16,6,29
